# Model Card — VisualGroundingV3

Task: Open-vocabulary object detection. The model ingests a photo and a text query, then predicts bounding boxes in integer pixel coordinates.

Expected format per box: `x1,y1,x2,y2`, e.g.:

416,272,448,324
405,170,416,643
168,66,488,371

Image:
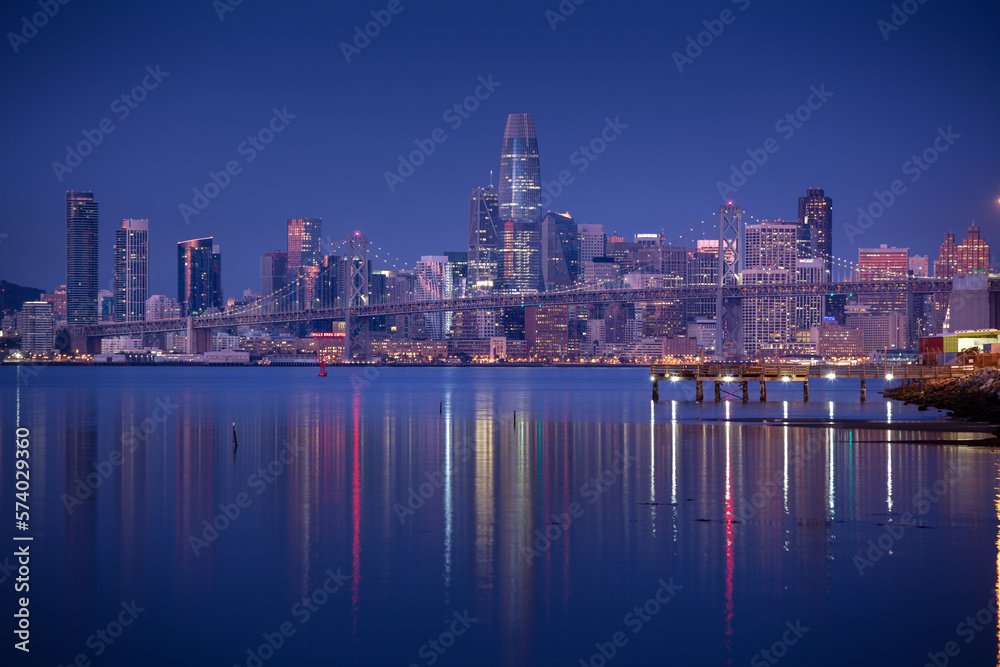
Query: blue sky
1,0,998,296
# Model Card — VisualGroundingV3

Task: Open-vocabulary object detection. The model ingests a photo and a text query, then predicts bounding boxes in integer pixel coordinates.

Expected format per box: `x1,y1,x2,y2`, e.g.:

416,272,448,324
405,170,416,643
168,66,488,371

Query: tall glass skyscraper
113,218,149,322
287,218,322,308
540,211,579,292
499,114,542,224
467,185,501,294
797,188,833,280
66,191,99,325
177,237,222,316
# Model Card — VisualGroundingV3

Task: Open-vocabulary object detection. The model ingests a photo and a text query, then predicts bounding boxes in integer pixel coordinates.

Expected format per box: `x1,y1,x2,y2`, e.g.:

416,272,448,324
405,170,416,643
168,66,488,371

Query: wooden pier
648,363,975,403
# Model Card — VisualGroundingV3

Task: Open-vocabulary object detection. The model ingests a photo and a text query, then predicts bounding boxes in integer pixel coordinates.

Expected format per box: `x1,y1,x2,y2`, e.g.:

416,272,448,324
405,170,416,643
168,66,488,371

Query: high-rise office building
797,188,833,279
287,218,322,308
499,220,542,293
956,225,990,274
66,191,99,325
21,301,54,354
909,255,930,277
540,211,579,292
933,232,957,277
745,222,797,269
261,251,288,299
577,224,606,265
113,219,149,322
498,113,542,224
467,185,501,294
858,245,908,280
177,238,222,316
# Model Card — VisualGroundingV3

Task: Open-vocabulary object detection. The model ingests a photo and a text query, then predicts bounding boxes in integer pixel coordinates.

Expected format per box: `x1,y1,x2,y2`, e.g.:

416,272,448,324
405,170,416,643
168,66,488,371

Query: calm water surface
2,366,998,666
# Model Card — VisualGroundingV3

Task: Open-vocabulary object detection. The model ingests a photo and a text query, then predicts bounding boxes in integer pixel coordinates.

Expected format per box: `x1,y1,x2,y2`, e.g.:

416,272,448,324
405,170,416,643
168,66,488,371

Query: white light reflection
671,400,677,424
887,400,893,424
443,396,453,590
671,422,678,543
828,401,835,421
725,401,731,422
827,427,835,518
783,401,789,421
887,437,893,514
650,399,656,529
783,425,789,515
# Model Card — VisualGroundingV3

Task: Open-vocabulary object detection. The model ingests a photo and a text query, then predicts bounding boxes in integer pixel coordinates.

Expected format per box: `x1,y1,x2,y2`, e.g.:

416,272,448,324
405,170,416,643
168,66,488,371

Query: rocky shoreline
883,367,1000,429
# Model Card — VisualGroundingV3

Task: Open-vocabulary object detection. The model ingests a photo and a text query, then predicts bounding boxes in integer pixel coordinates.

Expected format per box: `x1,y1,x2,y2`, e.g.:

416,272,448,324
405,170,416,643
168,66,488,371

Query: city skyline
1,1,998,298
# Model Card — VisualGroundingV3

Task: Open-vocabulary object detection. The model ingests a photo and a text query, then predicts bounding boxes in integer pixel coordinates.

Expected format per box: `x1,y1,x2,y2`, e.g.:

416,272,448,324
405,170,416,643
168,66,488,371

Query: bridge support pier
741,381,748,403
714,382,721,402
652,379,659,403
860,376,866,403
759,378,766,402
695,380,703,402
803,378,809,403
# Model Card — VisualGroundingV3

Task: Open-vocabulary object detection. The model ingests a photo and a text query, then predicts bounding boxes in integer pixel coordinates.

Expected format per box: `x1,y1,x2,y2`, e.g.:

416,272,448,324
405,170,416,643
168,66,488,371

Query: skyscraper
956,224,991,273
933,232,957,277
414,255,453,339
467,185,501,294
21,301,54,354
499,114,542,225
113,219,149,322
797,188,832,279
540,211,579,291
499,220,542,293
287,218,322,308
177,238,222,316
261,251,288,300
66,191,99,325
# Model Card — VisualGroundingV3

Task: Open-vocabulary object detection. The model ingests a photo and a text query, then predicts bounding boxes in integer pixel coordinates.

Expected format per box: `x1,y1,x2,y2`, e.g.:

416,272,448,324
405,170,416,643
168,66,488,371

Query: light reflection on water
1,366,998,666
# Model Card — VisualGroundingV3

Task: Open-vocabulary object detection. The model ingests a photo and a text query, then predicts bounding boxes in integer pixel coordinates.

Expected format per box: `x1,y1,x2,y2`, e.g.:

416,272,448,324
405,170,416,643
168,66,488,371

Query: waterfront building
21,301,53,354
541,211,579,292
145,294,182,320
415,255,453,339
66,191,99,325
113,218,149,322
467,185,502,294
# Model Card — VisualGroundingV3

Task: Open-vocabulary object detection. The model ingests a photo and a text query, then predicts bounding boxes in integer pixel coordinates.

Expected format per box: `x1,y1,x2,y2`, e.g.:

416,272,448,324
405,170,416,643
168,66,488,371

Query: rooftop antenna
489,170,493,188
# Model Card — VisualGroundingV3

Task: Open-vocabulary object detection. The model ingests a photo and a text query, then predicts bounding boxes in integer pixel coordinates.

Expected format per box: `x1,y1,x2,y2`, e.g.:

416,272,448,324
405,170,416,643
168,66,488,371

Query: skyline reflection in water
1,366,998,666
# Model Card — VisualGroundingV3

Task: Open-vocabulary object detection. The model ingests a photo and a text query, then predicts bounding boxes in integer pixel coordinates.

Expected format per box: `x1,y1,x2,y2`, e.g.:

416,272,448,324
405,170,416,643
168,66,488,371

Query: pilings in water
759,378,766,402
652,379,659,402
803,378,809,403
741,381,748,403
860,376,866,403
714,382,722,402
695,380,703,402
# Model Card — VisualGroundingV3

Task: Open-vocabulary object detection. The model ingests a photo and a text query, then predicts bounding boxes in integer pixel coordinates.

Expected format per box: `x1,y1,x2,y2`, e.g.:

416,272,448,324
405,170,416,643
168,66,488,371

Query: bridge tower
715,203,744,360
342,233,371,361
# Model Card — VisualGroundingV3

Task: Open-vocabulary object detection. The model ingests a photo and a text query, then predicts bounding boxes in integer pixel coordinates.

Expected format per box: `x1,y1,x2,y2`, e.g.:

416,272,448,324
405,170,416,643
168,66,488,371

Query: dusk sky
2,0,998,298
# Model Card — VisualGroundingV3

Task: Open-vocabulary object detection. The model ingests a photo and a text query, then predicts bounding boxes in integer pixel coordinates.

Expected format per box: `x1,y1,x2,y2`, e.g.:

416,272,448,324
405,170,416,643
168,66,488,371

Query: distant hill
0,280,45,313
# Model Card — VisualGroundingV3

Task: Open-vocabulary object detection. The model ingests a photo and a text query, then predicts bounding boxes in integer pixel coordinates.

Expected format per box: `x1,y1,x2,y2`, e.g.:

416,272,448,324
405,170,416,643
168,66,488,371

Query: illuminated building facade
113,218,149,322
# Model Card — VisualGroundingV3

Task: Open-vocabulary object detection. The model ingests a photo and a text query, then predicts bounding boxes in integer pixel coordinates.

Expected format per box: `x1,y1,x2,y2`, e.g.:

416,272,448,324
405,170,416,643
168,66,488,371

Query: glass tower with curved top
498,113,541,224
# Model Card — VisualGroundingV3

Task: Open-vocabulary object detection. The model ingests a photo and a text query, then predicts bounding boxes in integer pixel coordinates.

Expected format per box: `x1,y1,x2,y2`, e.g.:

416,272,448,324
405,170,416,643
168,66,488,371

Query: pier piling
860,376,866,403
714,382,721,402
803,378,809,402
741,381,748,403
759,378,766,402
652,379,659,402
695,380,703,402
